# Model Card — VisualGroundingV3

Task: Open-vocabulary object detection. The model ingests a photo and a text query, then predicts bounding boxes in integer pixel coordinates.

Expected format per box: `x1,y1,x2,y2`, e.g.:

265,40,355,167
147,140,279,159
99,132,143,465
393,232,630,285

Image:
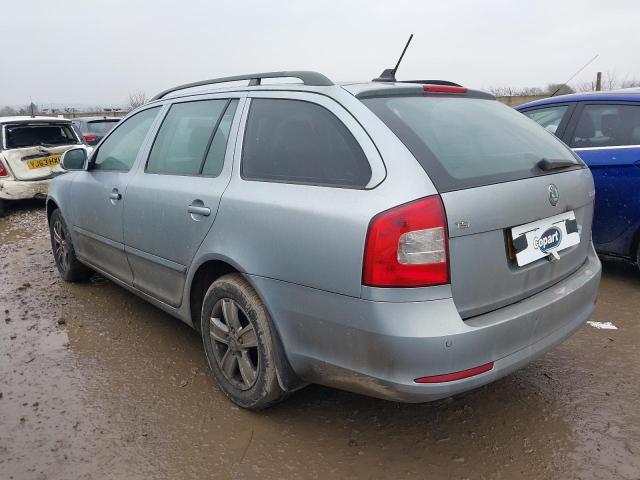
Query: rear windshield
87,120,119,135
4,123,79,149
363,96,582,192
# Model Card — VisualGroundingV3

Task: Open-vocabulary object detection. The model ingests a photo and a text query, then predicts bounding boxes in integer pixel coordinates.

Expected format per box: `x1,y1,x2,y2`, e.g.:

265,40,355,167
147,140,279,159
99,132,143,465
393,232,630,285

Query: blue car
517,89,640,267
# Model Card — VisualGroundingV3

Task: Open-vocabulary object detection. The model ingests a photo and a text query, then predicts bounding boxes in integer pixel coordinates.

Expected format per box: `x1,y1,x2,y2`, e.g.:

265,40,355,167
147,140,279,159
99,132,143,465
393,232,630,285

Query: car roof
72,116,121,122
145,71,494,105
516,87,640,110
0,115,72,124
145,81,494,105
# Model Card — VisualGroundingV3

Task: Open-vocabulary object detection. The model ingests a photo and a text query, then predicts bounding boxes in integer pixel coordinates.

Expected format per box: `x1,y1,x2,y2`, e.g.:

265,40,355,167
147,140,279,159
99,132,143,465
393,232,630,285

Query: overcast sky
2,0,639,107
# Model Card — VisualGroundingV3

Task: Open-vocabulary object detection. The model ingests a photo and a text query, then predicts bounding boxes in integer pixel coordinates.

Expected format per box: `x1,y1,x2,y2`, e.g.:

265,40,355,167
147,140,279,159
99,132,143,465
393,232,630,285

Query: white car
0,116,84,216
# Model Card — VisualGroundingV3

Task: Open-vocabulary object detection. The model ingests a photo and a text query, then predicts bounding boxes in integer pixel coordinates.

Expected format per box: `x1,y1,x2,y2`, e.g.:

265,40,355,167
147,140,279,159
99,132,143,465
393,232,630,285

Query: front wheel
201,273,287,409
49,209,91,282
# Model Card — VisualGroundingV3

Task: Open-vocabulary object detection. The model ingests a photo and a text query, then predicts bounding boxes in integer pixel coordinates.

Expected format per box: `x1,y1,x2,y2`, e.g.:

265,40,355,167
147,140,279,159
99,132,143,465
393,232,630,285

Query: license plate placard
511,211,581,267
26,155,60,170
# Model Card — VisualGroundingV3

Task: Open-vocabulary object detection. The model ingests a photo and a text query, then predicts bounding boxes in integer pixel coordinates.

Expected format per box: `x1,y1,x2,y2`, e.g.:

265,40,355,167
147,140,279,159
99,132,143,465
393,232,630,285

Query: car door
563,102,640,253
519,102,576,139
70,106,162,283
123,94,245,306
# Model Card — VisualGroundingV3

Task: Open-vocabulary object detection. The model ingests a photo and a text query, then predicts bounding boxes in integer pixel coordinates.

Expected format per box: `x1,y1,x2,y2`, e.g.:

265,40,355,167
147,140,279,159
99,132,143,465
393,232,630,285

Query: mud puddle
1,203,639,479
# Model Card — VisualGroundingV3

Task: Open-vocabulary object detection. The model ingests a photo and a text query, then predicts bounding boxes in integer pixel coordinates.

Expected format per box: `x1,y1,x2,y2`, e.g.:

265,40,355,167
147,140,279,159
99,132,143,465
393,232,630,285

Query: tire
49,209,91,282
201,273,287,409
0,199,6,218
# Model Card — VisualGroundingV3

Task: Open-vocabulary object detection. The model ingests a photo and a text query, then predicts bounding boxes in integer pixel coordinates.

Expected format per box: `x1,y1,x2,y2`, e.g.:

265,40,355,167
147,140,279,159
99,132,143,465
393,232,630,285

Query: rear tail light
0,159,8,177
362,195,449,287
83,134,97,143
423,85,467,94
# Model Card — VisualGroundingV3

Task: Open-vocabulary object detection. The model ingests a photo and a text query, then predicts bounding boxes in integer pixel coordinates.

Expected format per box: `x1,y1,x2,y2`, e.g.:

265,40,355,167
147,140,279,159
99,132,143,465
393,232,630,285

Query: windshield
363,96,582,192
4,123,79,149
87,120,119,135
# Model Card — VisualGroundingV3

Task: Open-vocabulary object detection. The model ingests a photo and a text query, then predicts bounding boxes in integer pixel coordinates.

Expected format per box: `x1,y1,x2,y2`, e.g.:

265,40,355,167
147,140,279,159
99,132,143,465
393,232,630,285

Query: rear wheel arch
189,259,304,392
189,259,238,334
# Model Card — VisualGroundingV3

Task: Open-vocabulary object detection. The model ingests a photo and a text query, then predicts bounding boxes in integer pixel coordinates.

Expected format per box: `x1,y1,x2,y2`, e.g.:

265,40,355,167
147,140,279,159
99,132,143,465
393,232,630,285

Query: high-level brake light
423,85,467,94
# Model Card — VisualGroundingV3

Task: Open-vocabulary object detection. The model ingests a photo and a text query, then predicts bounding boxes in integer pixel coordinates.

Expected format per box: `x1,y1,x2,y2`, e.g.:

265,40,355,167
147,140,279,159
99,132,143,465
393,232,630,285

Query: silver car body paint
47,79,601,402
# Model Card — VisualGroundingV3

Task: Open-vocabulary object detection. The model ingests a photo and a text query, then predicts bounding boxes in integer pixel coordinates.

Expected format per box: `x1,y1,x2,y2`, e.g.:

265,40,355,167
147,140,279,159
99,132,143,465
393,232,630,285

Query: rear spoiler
355,84,495,100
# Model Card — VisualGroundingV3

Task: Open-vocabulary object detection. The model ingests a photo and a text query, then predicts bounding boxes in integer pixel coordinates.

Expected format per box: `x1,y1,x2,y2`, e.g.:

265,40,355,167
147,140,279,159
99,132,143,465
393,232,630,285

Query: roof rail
151,71,334,101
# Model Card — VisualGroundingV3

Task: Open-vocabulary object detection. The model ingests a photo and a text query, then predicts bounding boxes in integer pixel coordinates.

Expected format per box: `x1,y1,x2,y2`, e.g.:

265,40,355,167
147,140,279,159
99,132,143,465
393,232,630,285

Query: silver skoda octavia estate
47,71,601,409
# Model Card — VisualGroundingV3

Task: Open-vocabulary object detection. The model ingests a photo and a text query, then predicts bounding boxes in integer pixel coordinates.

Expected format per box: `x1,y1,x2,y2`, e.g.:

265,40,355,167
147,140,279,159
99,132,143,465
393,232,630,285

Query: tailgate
442,168,595,318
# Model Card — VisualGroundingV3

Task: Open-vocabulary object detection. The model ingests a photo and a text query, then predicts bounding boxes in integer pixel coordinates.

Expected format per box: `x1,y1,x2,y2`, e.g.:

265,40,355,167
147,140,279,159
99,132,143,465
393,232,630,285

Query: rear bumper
0,178,50,200
250,244,601,402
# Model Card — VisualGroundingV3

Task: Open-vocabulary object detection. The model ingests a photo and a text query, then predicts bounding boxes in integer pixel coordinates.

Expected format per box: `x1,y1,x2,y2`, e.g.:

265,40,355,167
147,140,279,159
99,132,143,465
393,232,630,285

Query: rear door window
202,100,238,176
241,99,372,187
4,123,78,149
363,96,581,192
146,99,234,176
569,104,640,148
522,105,570,135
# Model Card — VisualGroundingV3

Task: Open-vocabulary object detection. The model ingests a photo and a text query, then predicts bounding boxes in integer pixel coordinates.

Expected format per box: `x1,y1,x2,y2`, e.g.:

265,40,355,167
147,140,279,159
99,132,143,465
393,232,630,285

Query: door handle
109,188,122,202
188,204,211,217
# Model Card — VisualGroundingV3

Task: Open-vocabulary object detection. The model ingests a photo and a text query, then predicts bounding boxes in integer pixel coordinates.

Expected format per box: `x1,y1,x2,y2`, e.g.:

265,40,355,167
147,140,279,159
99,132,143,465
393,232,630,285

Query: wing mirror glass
61,147,88,171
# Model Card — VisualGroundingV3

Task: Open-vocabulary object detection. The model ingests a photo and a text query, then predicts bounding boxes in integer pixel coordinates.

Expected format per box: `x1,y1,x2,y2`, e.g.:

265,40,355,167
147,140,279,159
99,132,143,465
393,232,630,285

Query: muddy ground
1,200,639,480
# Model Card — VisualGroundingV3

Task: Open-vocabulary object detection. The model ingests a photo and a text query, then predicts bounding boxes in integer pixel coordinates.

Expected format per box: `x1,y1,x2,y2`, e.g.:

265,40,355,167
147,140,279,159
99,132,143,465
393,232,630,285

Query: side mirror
61,147,88,171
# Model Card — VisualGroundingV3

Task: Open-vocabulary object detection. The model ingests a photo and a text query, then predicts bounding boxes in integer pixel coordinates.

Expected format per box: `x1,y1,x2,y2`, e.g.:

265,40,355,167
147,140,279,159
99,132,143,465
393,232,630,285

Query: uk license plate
511,211,581,266
26,155,60,170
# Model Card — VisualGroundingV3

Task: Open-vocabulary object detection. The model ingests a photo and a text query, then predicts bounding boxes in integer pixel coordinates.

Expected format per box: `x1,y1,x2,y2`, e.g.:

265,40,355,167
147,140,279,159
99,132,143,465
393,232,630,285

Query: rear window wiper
537,158,580,171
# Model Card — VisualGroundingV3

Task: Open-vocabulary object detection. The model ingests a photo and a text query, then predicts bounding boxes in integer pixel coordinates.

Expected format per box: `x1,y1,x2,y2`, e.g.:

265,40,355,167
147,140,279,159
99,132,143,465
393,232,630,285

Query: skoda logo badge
548,184,559,206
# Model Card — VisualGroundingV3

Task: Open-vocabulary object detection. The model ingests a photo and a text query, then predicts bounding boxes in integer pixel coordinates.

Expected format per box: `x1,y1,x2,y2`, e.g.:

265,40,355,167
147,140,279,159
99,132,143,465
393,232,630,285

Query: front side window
93,107,160,172
147,100,231,176
570,104,640,148
241,99,371,187
522,105,569,135
4,123,78,149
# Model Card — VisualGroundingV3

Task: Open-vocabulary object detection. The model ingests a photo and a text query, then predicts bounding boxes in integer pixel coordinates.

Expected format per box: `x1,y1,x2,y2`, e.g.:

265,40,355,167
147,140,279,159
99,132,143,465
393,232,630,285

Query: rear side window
570,104,640,148
93,107,160,172
364,96,580,192
522,105,569,135
147,100,228,175
4,124,78,149
241,99,371,187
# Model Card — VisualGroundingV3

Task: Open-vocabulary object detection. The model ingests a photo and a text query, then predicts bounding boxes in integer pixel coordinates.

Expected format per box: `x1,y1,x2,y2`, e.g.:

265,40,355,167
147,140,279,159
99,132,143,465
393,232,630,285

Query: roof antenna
373,34,413,82
550,54,598,97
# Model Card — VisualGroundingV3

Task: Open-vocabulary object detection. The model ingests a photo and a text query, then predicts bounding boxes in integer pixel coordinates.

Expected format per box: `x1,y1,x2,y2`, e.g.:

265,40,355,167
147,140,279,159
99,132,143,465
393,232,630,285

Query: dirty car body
47,71,601,405
0,116,82,214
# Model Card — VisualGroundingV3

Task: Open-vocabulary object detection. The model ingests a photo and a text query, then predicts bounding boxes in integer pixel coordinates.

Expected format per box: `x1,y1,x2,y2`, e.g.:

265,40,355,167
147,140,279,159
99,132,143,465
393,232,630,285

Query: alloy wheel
209,298,260,390
52,219,70,274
